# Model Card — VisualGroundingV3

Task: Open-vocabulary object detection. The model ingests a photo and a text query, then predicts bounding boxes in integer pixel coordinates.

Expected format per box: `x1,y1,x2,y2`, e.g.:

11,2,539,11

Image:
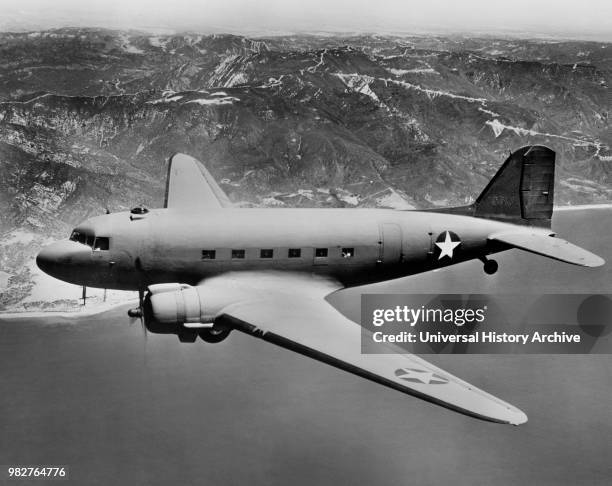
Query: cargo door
379,223,402,263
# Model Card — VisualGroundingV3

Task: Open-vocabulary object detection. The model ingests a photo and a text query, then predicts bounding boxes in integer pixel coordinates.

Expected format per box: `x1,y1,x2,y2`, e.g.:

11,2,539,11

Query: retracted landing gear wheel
483,259,498,275
199,327,231,343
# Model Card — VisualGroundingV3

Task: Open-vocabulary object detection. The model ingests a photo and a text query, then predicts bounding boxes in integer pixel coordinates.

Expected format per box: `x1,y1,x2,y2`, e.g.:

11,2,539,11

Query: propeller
138,288,147,341
127,289,147,339
126,288,149,367
126,256,149,346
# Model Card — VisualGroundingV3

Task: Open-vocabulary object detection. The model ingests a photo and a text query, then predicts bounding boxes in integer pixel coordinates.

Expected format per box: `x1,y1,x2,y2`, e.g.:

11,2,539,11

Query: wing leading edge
212,284,527,425
164,153,232,209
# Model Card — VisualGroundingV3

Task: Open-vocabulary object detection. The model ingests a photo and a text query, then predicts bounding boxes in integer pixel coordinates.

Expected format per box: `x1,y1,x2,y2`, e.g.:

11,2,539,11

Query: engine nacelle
146,283,213,325
143,283,230,343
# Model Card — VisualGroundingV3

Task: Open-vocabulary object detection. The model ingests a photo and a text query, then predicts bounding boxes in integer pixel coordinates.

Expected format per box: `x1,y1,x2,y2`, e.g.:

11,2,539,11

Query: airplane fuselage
37,207,518,291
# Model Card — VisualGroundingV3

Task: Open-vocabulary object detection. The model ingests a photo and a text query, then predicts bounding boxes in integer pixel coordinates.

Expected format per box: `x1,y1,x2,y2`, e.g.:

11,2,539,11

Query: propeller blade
138,289,147,341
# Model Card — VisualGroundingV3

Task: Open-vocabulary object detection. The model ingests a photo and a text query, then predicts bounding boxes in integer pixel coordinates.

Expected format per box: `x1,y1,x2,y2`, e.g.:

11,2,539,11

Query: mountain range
0,28,610,308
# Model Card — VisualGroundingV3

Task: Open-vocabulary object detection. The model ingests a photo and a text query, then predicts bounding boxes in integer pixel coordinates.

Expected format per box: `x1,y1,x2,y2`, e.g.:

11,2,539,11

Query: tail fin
435,145,556,228
474,145,555,228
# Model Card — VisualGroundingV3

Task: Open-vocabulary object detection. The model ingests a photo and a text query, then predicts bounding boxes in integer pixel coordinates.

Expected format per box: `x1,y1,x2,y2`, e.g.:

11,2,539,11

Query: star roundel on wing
395,368,449,385
434,231,462,261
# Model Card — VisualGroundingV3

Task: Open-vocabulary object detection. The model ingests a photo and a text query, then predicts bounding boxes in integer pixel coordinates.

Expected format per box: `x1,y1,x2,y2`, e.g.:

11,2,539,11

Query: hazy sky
1,0,611,40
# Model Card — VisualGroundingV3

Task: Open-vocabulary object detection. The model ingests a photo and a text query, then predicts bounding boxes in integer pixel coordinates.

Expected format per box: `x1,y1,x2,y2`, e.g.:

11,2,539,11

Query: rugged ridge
0,29,610,308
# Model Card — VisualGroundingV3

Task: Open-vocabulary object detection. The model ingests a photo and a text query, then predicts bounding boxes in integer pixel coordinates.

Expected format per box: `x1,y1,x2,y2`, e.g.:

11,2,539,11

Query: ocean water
1,208,611,485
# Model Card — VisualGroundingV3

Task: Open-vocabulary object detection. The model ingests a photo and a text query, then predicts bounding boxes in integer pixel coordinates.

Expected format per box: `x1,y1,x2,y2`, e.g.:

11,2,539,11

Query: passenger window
260,249,273,258
288,248,301,258
201,250,216,260
342,248,354,258
232,249,245,259
315,248,328,257
86,235,95,247
93,237,110,251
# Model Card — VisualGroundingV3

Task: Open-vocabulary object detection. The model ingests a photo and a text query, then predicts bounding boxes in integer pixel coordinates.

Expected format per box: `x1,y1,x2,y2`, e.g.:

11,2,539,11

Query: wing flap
216,296,528,425
490,231,604,267
164,153,232,209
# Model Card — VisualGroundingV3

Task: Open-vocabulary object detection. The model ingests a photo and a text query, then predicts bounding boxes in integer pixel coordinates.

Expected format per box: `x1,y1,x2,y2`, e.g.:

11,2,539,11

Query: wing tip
167,152,196,170
477,402,527,425
508,408,528,426
164,153,197,208
582,255,606,268
459,401,528,426
164,153,232,209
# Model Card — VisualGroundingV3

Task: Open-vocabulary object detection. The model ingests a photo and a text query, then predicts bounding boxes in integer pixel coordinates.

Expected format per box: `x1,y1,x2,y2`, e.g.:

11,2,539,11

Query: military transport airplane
36,145,604,425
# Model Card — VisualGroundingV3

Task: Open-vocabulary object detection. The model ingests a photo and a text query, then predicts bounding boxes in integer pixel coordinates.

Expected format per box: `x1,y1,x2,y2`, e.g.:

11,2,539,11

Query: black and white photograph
0,1,610,484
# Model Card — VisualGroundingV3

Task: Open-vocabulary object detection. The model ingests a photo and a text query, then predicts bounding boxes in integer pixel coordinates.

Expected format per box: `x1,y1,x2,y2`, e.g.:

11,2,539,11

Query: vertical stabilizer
473,145,555,227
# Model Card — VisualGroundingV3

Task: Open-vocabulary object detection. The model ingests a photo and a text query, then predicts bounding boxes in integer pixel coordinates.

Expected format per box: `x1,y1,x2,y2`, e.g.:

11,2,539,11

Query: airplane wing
489,231,604,267
209,275,528,425
164,153,232,209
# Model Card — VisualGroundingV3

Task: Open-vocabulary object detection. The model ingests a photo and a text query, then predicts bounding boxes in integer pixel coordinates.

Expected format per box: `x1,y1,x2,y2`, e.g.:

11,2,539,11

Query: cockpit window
93,237,110,251
70,230,96,248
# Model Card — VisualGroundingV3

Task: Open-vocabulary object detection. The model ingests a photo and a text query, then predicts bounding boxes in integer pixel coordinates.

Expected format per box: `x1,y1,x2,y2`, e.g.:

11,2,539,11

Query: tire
199,327,231,343
484,259,499,275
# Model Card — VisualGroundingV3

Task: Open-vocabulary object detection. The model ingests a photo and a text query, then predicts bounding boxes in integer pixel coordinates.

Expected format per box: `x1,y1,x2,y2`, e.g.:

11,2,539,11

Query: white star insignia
395,368,449,385
411,371,435,384
435,231,461,260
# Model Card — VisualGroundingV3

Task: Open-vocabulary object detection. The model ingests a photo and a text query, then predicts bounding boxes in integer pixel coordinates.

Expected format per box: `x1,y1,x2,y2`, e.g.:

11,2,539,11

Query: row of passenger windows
69,231,109,251
202,248,354,260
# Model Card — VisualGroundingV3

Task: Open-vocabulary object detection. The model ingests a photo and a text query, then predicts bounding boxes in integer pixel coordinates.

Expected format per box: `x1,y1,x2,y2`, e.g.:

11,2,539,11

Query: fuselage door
379,223,402,263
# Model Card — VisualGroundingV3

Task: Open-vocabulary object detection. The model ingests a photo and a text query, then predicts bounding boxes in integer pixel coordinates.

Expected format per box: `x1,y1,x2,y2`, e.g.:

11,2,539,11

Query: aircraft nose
36,240,92,282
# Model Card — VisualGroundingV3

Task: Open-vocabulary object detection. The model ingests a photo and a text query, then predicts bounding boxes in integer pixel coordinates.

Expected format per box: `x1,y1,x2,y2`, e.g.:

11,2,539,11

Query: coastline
0,298,138,320
555,204,612,211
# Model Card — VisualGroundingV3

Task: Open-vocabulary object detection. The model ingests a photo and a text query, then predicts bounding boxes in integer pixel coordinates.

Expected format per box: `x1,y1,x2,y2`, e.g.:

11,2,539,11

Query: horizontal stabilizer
489,232,605,267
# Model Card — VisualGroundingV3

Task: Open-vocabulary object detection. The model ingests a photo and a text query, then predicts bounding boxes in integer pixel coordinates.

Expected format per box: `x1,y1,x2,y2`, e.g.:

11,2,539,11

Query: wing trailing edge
489,231,605,267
